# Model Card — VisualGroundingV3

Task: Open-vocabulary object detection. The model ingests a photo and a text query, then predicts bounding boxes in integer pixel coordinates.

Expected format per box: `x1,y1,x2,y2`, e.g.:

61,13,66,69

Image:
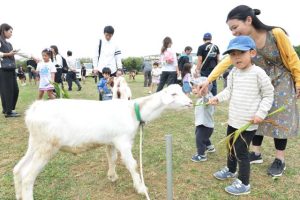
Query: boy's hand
251,116,264,124
208,97,219,105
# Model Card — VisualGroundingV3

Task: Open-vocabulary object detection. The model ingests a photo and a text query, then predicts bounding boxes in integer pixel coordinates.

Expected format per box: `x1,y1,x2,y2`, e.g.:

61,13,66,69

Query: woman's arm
198,56,232,95
273,28,300,87
207,56,232,83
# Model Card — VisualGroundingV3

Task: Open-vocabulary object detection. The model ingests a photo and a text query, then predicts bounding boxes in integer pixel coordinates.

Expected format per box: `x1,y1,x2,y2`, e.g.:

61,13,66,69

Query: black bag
61,56,69,73
0,39,16,70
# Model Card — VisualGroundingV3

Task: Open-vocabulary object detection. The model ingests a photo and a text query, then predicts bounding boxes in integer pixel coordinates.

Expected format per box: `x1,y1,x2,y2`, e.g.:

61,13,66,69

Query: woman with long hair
156,37,179,91
199,5,300,179
0,23,36,117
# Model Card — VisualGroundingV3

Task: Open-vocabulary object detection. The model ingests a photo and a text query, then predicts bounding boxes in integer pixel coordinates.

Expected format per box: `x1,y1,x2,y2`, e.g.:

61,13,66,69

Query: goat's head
160,84,193,109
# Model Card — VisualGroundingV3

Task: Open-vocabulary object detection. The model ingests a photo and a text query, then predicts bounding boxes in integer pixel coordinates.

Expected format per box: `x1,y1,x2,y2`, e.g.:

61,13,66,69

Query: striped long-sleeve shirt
216,65,274,131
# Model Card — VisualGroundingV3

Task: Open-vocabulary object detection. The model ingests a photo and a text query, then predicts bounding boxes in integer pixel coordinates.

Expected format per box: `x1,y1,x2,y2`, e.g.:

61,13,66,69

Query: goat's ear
162,90,175,105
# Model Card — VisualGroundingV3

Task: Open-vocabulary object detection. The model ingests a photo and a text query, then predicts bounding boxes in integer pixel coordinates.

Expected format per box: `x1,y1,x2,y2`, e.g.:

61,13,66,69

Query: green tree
122,57,143,72
294,45,300,58
79,57,92,64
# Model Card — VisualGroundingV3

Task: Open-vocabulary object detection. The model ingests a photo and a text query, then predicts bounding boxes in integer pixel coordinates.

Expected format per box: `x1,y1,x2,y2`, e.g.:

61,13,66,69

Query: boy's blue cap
223,36,256,55
203,33,212,40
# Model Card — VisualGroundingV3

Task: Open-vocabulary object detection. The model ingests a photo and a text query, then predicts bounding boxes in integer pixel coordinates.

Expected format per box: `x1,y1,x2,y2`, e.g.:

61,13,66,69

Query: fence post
165,134,173,200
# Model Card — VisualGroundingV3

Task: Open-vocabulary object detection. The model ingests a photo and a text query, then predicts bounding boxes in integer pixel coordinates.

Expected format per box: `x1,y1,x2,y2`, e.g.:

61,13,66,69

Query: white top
0,42,31,69
93,38,122,74
216,65,274,131
36,61,57,90
66,56,76,71
53,54,63,68
160,48,178,72
151,67,161,77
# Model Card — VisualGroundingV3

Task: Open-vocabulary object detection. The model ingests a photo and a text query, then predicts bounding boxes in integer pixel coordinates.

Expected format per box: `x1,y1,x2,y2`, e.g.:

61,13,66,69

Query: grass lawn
1,75,300,200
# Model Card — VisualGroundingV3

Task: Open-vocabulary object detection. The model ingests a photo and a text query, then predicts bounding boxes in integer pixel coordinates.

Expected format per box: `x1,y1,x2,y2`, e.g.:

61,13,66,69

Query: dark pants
201,73,217,96
0,69,19,114
156,71,177,92
144,70,152,87
227,125,256,185
252,135,287,151
55,68,63,83
211,80,217,96
195,125,214,155
67,71,81,90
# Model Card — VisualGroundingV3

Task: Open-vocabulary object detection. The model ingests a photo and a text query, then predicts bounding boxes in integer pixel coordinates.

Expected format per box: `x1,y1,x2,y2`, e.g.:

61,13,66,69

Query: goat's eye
171,93,177,96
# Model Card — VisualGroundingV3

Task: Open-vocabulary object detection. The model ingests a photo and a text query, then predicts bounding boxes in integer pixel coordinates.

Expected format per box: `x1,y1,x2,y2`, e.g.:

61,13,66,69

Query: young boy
97,67,113,101
191,77,216,162
208,36,274,195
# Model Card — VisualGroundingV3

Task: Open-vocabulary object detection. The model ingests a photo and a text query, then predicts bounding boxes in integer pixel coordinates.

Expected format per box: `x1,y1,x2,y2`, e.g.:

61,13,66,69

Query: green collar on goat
134,102,145,124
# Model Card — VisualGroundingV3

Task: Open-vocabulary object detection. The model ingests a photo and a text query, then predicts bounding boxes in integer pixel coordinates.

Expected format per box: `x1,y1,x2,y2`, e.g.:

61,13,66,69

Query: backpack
61,56,69,73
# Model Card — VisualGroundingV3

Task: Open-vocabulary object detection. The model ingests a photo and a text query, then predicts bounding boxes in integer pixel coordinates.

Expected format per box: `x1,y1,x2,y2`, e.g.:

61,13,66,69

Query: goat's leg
106,145,118,182
13,145,35,200
115,142,147,195
21,144,58,200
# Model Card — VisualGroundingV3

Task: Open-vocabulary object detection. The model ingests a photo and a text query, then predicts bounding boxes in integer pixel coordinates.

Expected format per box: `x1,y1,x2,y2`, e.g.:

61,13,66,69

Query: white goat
112,76,132,100
13,84,192,200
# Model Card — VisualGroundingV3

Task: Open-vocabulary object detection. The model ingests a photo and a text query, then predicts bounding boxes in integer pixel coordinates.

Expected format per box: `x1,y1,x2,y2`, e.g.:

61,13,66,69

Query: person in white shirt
66,51,81,91
156,37,179,92
93,26,122,78
50,45,64,87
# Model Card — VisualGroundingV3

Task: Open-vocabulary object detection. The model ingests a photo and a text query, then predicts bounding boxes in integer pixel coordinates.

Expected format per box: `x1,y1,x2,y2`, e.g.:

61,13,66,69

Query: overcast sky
2,0,300,59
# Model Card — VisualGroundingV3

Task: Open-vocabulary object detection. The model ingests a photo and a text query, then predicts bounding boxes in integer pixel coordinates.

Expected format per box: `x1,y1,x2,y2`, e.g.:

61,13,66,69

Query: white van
75,59,82,81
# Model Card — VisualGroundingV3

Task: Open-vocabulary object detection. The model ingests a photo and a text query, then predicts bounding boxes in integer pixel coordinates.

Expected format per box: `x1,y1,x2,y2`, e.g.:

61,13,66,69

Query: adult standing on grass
196,33,220,96
93,26,122,100
50,45,64,87
66,50,81,91
0,23,36,118
156,37,179,92
142,59,152,87
199,5,300,177
93,25,122,78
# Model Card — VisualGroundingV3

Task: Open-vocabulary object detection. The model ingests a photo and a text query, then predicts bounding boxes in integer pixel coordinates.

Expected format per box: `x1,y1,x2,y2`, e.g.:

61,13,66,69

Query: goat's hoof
136,184,148,195
107,173,118,182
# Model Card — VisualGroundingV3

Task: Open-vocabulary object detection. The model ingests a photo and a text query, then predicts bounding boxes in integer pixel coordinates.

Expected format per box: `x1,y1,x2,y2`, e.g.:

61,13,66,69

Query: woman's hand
5,50,17,57
198,80,210,96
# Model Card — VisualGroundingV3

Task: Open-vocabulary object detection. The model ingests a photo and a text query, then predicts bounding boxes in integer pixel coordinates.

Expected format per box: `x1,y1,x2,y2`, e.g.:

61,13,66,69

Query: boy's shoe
191,154,207,162
213,167,237,180
267,158,286,177
225,179,250,196
249,152,263,164
206,145,216,153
